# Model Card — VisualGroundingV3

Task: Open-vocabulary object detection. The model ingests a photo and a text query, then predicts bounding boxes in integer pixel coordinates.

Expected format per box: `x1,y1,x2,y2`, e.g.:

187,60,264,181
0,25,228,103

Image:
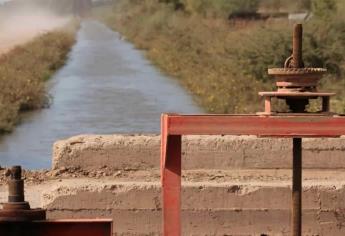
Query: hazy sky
0,0,12,4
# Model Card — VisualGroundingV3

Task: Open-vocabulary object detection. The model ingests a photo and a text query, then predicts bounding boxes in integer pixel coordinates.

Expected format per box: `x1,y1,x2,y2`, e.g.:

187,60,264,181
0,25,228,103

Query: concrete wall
53,135,345,171
42,178,345,235
44,134,345,235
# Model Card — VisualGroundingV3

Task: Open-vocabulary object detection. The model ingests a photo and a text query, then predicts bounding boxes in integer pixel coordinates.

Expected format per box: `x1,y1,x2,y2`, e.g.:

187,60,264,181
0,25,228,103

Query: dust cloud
0,2,71,54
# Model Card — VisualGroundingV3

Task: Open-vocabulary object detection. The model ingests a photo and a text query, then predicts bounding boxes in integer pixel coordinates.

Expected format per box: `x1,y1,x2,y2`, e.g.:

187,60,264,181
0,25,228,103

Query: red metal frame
0,219,113,236
161,113,345,236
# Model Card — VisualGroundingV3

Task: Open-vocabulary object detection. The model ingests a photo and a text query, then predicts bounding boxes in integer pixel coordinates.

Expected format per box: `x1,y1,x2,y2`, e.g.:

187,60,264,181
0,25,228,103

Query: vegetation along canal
0,21,202,169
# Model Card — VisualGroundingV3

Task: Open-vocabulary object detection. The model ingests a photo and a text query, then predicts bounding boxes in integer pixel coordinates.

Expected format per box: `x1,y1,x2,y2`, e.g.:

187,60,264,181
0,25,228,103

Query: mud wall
29,134,344,235
53,134,345,170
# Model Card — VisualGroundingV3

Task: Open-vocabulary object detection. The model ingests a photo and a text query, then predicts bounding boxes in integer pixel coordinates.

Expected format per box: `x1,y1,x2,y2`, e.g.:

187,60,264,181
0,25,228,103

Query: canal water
0,21,202,169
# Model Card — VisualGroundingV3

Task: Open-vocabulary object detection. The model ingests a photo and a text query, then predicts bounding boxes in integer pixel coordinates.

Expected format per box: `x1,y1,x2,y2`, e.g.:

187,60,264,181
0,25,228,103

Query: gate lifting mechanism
161,24,345,236
0,166,112,236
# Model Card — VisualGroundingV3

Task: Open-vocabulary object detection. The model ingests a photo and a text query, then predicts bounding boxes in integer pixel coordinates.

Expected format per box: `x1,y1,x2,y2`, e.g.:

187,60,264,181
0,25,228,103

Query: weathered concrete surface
47,209,345,236
40,173,345,236
53,135,160,171
2,170,345,235
5,134,345,235
53,135,345,170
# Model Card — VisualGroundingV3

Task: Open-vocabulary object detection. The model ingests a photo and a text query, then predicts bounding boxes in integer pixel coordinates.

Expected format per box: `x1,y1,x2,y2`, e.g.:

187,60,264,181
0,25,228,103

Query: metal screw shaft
292,24,303,68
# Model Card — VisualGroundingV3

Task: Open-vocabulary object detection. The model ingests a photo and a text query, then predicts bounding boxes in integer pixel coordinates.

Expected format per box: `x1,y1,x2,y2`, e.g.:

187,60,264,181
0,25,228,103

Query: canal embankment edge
53,134,345,170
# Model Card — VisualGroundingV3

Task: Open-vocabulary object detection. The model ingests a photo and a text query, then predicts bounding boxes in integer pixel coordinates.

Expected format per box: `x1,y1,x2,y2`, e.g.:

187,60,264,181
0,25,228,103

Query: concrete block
53,135,345,170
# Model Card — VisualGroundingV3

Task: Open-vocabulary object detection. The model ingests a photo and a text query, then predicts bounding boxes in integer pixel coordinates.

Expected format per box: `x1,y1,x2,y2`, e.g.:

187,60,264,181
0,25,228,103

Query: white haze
0,2,71,54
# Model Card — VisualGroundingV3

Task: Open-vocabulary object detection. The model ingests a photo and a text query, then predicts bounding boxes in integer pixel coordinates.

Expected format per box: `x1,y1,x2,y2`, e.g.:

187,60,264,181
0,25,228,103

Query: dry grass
0,25,77,133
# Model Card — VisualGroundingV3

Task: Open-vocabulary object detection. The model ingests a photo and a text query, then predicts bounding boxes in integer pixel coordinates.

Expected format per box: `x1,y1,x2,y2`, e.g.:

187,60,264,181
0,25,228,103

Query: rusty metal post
292,138,302,236
291,24,303,236
0,166,46,222
8,166,25,203
0,166,113,235
292,24,303,68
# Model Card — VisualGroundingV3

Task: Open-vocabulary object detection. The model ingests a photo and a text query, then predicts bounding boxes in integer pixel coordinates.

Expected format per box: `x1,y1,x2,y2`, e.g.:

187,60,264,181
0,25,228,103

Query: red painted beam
161,113,345,235
162,135,181,236
161,115,182,236
164,114,345,137
0,219,113,236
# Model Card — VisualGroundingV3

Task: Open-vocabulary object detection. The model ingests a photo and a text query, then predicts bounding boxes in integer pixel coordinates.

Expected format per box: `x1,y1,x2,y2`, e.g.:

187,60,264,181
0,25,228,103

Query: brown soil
1,167,345,186
0,166,139,185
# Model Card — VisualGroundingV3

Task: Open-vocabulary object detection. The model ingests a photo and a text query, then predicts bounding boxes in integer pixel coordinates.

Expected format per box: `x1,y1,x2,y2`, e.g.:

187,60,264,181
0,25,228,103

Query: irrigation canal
0,21,202,169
